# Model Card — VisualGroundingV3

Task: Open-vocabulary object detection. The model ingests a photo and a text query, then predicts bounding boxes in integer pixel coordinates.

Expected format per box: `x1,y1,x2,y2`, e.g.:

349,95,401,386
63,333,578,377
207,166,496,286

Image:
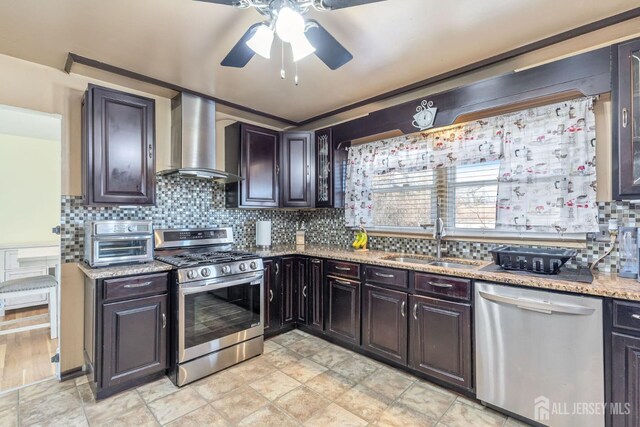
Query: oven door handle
180,273,263,296
93,235,152,241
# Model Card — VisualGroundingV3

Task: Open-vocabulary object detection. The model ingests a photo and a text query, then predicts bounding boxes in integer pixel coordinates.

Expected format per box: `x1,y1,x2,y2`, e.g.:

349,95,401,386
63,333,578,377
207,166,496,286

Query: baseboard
60,366,85,382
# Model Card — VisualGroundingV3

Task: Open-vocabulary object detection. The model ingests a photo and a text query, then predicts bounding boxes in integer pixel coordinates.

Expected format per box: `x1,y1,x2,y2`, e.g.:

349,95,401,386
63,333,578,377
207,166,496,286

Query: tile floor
0,329,532,426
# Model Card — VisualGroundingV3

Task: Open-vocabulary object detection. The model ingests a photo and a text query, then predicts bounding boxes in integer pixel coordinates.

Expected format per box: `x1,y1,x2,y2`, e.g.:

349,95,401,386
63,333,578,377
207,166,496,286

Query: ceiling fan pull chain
280,40,286,79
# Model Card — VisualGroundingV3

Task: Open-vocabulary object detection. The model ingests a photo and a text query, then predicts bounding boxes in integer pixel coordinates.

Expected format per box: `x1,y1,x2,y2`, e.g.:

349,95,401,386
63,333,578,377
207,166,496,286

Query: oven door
178,271,264,363
91,235,153,266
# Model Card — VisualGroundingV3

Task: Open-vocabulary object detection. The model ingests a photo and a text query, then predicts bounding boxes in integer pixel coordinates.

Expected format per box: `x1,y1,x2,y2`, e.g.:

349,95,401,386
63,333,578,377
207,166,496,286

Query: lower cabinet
295,258,308,324
326,275,361,346
281,257,296,325
102,294,167,389
408,294,472,390
363,284,408,364
308,258,324,332
84,272,169,399
611,332,640,427
263,259,281,332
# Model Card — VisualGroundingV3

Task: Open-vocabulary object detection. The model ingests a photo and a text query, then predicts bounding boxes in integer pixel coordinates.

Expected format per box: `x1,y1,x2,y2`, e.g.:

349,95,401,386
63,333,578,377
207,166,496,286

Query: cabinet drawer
613,300,640,334
103,273,168,302
327,260,360,280
364,265,408,290
414,273,471,302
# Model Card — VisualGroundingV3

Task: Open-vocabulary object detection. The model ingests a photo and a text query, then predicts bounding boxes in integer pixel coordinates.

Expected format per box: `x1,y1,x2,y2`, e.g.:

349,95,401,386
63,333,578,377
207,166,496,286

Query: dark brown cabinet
315,128,333,207
308,258,324,332
363,284,408,364
295,258,308,323
326,275,361,346
263,259,281,332
102,294,167,389
281,257,297,325
614,38,640,199
82,84,156,206
409,294,472,390
611,332,640,427
225,123,280,208
281,132,314,208
84,272,168,399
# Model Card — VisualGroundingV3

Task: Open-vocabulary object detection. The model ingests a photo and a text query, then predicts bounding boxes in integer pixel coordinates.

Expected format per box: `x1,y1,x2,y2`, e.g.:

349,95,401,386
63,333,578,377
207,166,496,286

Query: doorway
0,104,61,392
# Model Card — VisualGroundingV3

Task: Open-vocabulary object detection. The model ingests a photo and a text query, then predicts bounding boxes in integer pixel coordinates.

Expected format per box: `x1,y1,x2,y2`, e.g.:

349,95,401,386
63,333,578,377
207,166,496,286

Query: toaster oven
84,220,153,267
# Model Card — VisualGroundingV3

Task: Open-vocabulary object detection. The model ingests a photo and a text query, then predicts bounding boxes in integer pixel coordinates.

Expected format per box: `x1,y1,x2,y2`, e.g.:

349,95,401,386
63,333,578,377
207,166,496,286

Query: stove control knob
250,261,257,270
127,225,136,232
187,270,198,279
239,263,247,271
201,268,211,277
221,265,231,274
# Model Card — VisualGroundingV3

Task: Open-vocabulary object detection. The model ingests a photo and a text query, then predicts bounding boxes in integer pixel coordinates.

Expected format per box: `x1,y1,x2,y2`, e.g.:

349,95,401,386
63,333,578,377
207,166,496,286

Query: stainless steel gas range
154,227,264,386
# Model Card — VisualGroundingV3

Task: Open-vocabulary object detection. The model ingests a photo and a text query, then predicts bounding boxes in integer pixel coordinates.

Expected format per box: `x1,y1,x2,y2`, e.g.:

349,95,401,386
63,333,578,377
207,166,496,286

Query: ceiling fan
195,0,386,70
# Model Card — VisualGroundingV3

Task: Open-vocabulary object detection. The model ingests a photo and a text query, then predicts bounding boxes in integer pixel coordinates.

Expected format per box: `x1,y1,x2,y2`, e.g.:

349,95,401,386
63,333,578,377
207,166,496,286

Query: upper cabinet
82,84,156,206
281,132,314,208
226,123,315,208
314,128,349,208
614,38,640,199
226,123,280,208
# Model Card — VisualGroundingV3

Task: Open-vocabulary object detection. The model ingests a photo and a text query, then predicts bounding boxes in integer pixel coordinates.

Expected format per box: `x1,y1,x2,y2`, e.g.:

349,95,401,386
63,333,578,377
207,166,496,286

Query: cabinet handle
269,289,274,302
124,281,153,289
275,263,279,275
427,281,453,289
335,266,351,271
334,279,352,286
148,144,153,159
622,108,628,128
162,313,166,329
303,285,307,298
401,301,406,317
374,272,394,278
276,165,280,175
632,314,640,320
311,259,321,264
307,164,310,176
413,303,418,320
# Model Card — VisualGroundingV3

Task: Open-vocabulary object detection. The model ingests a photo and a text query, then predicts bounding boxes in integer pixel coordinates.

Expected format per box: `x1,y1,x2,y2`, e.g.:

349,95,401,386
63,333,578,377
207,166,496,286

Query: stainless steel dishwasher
475,282,604,427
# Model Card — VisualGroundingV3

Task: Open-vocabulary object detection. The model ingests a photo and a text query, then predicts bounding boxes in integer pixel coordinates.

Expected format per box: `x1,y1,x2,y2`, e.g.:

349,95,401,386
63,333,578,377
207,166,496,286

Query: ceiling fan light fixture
246,24,274,59
291,33,316,62
275,6,305,43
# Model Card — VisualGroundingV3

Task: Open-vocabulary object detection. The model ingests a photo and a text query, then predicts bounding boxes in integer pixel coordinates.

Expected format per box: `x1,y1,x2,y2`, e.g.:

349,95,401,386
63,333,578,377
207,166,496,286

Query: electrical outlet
593,224,614,243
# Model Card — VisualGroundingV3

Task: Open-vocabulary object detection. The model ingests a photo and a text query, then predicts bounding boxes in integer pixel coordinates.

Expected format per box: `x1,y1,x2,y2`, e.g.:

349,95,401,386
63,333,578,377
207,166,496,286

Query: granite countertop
244,245,640,301
77,260,173,280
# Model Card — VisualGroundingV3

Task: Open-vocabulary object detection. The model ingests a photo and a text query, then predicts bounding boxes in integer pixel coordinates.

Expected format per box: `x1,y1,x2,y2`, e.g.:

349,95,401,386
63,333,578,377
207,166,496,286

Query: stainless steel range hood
158,92,242,182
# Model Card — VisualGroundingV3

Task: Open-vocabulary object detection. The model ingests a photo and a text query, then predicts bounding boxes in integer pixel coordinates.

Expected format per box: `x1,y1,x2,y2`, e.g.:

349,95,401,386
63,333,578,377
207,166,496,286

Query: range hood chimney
158,92,241,182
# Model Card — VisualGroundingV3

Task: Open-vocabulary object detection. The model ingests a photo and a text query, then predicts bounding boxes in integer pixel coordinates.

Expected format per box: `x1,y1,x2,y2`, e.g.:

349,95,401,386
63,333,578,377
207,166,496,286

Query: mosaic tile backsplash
62,175,631,273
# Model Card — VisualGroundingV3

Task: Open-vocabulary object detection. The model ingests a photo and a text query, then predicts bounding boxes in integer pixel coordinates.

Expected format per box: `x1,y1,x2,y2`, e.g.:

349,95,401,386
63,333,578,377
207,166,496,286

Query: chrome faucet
420,198,446,259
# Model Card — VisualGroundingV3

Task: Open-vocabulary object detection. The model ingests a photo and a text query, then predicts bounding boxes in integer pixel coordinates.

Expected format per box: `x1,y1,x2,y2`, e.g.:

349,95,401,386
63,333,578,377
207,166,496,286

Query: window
448,162,500,230
371,169,434,228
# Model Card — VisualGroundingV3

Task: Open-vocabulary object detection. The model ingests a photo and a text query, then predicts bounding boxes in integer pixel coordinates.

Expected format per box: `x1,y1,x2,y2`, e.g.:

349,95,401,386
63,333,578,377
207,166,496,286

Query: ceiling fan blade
319,0,387,10
193,0,237,5
221,23,261,68
305,20,352,70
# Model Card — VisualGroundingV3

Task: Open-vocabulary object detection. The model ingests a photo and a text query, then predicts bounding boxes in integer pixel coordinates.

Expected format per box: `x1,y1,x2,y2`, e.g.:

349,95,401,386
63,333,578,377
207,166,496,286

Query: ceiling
0,0,637,123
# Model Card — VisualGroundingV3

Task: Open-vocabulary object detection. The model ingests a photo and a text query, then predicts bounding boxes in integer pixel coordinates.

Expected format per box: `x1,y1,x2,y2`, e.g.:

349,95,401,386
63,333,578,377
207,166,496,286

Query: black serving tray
489,246,577,275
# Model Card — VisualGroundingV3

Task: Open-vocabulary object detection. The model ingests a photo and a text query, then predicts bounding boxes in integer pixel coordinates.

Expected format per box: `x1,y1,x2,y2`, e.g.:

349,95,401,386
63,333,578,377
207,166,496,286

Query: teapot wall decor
411,99,438,130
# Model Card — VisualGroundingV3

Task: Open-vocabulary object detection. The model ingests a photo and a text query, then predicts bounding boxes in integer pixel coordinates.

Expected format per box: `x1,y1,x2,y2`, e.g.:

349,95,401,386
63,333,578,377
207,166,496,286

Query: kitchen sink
383,255,477,269
426,261,477,270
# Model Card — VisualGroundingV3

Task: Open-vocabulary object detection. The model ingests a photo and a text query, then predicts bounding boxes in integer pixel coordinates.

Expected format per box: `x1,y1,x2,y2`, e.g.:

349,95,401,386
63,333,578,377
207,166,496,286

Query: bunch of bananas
352,227,368,250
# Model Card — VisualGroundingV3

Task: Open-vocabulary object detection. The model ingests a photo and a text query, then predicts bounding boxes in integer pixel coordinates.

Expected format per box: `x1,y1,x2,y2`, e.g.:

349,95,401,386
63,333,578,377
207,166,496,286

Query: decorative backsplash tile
61,175,632,273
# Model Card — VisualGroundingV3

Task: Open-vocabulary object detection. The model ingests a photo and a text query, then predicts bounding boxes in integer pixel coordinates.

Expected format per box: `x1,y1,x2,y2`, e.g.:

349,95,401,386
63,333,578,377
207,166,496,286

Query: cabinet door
615,39,640,199
308,259,324,331
612,332,640,427
281,257,296,325
281,132,313,208
295,258,308,324
327,276,360,346
315,129,333,208
241,124,280,207
263,259,282,332
102,294,167,388
84,85,155,205
363,285,408,364
409,295,472,390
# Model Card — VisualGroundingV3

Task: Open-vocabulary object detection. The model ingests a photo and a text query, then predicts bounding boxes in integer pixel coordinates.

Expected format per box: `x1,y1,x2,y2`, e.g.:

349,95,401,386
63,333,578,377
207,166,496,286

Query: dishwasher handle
478,290,596,315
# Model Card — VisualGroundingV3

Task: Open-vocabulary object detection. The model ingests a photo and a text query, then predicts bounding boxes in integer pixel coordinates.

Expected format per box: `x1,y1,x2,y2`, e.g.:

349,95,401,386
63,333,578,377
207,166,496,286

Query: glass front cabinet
615,39,640,199
315,128,333,207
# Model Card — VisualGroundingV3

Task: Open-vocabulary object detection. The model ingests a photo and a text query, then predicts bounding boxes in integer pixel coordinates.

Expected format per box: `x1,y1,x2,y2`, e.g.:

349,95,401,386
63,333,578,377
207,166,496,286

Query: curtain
345,97,598,234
